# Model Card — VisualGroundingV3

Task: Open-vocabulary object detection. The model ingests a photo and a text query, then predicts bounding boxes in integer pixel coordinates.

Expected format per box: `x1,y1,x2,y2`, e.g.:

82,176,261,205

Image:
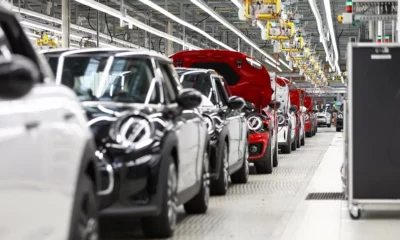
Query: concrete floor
102,127,400,240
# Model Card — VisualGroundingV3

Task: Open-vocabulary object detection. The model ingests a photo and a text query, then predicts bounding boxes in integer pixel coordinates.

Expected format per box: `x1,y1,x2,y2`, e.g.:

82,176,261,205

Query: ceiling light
279,59,293,71
74,0,201,50
265,58,282,72
139,0,234,51
191,0,279,65
323,0,341,75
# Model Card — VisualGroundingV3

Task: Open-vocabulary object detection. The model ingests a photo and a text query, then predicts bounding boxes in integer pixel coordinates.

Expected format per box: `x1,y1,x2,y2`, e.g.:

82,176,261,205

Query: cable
194,7,217,26
87,8,95,31
104,13,113,43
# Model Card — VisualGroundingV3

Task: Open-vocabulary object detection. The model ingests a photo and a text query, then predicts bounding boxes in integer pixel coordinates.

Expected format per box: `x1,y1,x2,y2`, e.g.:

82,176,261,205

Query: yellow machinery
280,36,304,52
36,33,60,48
244,0,281,20
265,20,294,40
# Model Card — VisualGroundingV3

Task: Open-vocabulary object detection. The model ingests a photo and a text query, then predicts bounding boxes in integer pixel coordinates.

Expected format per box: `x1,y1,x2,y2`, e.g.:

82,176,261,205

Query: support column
62,0,70,48
392,20,395,42
167,21,173,55
180,2,186,50
96,0,100,47
368,20,374,40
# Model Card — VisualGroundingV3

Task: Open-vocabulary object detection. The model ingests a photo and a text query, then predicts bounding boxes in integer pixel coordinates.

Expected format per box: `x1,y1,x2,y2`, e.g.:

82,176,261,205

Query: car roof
57,48,172,62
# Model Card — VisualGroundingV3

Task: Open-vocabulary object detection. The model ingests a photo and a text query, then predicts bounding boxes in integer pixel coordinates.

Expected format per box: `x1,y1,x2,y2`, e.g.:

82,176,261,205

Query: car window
61,55,159,104
181,72,216,105
159,63,178,103
214,78,229,106
220,78,232,97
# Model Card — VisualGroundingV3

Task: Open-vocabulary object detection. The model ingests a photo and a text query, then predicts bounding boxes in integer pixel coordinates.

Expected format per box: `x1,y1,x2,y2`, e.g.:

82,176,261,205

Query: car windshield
180,71,216,105
60,55,159,103
46,56,59,75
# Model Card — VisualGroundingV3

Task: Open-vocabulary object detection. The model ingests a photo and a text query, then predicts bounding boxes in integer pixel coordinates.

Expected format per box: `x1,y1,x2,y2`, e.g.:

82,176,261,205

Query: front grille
305,192,345,200
249,143,263,156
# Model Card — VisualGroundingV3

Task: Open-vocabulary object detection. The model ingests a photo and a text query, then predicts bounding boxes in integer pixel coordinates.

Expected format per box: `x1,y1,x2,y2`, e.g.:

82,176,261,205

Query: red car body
302,91,317,137
170,50,277,173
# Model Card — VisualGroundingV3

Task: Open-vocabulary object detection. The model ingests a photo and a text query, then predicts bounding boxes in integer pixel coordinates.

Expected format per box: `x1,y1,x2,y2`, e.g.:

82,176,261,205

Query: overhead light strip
191,0,279,65
322,0,341,76
265,59,282,72
138,0,234,51
73,0,201,50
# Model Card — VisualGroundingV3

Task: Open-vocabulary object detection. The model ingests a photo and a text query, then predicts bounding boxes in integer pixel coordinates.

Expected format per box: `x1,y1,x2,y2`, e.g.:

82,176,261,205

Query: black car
336,104,344,132
176,68,249,195
44,49,211,238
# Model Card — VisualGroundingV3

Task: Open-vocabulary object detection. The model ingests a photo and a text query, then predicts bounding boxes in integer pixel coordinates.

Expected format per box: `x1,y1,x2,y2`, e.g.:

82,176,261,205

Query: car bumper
248,132,269,161
317,118,328,125
100,153,164,217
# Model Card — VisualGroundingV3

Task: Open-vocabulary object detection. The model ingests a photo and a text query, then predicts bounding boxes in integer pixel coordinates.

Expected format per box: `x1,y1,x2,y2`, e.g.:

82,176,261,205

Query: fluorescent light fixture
73,0,201,50
279,59,293,71
265,58,282,72
14,7,141,49
191,0,278,65
323,0,341,75
138,0,234,51
231,0,242,8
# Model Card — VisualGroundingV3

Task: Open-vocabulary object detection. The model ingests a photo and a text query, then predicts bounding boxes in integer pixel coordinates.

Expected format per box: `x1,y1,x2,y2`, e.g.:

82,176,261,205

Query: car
170,50,280,174
302,90,317,137
272,75,297,154
176,68,249,195
316,104,333,127
46,49,211,238
0,5,105,240
336,103,344,132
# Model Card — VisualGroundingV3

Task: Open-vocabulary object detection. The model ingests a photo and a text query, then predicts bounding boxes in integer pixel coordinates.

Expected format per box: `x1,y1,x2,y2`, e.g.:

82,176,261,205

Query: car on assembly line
176,68,249,195
302,90,317,137
0,6,106,240
45,49,211,238
336,103,344,132
317,104,333,127
285,80,306,147
271,75,298,154
170,50,280,174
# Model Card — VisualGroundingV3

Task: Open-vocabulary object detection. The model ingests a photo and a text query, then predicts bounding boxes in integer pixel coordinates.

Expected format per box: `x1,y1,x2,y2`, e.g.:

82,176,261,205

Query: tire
184,151,210,214
69,175,99,240
336,128,342,132
281,129,292,154
327,124,331,128
306,132,312,138
142,158,178,238
301,132,305,146
210,142,229,195
296,131,301,148
231,139,249,184
291,133,297,151
254,137,273,174
272,138,278,167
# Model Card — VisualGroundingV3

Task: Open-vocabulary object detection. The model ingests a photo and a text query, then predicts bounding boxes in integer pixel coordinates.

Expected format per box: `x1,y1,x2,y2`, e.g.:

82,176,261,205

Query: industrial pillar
180,2,186,50
167,21,174,55
61,0,70,48
368,20,374,40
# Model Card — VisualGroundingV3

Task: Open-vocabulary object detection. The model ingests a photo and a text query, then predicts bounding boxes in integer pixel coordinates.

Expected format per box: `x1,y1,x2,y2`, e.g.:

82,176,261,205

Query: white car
317,105,333,127
270,74,297,154
0,7,105,240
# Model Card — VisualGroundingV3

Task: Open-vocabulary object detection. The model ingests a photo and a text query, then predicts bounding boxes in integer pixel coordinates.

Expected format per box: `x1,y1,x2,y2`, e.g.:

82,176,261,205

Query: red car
302,91,317,137
170,50,279,174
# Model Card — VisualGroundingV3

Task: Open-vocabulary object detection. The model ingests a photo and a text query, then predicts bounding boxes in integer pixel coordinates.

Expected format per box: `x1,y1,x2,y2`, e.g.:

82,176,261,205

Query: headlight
305,114,310,121
203,115,214,133
110,114,153,148
338,113,343,119
247,115,263,131
277,114,285,126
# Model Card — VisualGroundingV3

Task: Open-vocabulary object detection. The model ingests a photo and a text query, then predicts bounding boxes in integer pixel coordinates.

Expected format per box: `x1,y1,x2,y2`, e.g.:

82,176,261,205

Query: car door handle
64,112,75,121
25,121,40,131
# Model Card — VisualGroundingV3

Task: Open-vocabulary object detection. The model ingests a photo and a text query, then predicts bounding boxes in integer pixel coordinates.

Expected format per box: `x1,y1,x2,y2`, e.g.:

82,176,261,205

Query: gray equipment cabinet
345,43,400,219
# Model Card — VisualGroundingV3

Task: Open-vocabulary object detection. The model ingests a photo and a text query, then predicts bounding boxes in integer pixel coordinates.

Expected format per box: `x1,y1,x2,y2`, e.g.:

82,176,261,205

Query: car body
271,75,297,154
45,49,211,238
176,68,249,195
302,90,317,137
0,6,102,240
336,104,344,132
317,104,333,127
170,49,279,174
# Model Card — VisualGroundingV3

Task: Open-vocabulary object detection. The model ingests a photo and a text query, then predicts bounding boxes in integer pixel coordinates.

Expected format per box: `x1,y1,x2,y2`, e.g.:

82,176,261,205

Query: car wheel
184,151,210,214
291,133,297,151
211,142,229,195
231,139,249,183
142,157,178,238
273,138,278,167
296,131,301,148
281,129,292,154
306,131,312,137
336,127,341,132
327,123,331,128
254,137,273,174
69,174,98,240
301,132,305,146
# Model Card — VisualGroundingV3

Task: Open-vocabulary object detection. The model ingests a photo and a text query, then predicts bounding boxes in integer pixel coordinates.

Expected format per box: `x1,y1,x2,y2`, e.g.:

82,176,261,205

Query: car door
213,76,241,165
158,62,200,192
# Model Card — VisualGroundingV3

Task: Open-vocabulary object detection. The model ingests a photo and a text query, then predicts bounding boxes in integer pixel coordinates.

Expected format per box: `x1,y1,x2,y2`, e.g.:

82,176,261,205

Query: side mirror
289,105,298,113
0,55,38,99
177,88,203,109
228,96,245,110
268,100,281,109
